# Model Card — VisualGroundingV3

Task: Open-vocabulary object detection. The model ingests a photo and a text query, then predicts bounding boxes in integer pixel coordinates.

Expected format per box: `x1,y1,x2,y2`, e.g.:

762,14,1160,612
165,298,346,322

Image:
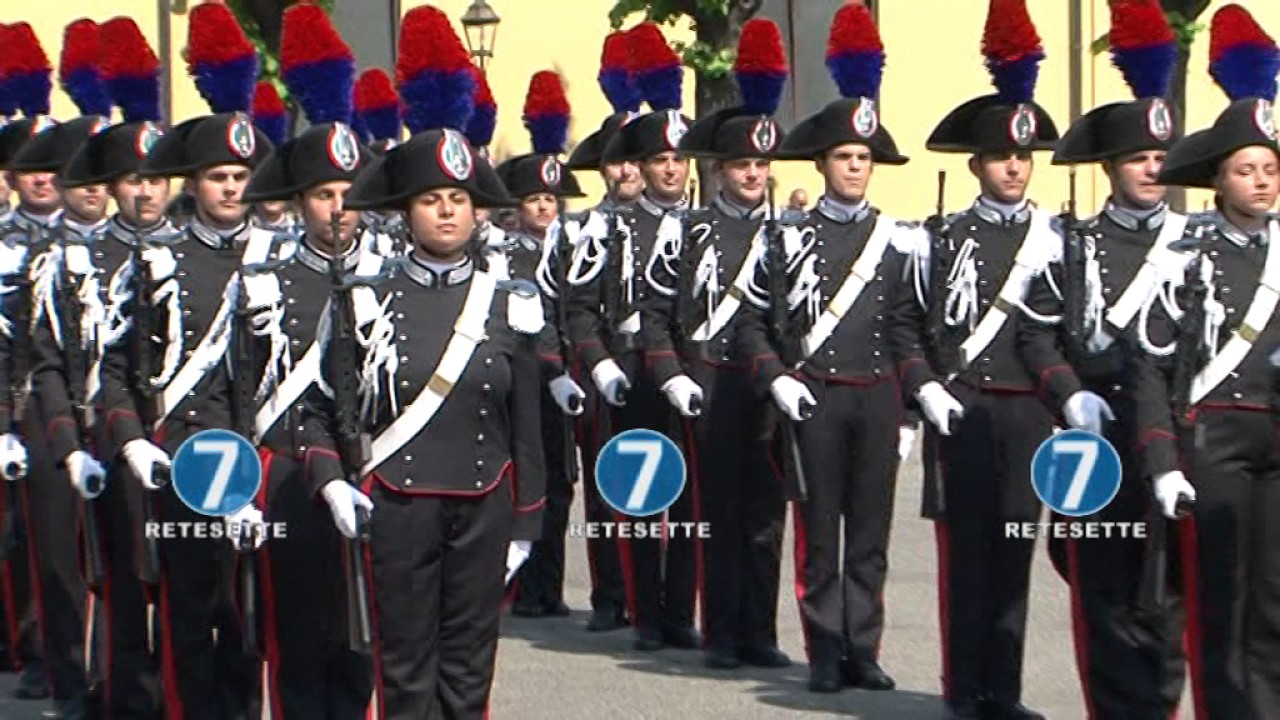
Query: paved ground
0,443,1181,718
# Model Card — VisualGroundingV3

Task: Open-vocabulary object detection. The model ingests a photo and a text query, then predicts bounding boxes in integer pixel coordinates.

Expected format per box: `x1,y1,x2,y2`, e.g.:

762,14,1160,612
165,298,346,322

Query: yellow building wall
6,0,1280,218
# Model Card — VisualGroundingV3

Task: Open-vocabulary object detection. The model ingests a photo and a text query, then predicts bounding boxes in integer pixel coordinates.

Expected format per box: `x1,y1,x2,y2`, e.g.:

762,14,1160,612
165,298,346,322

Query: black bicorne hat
10,116,110,173
242,123,373,202
0,118,56,170
345,129,516,211
567,113,631,171
1156,6,1280,189
139,112,273,178
60,121,166,187
496,154,586,199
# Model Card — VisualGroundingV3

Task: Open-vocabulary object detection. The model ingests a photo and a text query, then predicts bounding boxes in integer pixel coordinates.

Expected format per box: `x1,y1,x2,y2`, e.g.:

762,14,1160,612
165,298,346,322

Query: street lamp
461,0,501,70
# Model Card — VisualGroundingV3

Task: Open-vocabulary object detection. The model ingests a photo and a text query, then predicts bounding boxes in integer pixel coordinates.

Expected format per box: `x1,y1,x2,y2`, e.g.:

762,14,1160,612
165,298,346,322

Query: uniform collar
60,215,109,242
1102,200,1166,232
712,193,767,221
402,253,473,288
105,214,178,247
1207,210,1271,249
972,197,1032,226
7,206,62,232
189,215,251,250
636,193,686,218
295,235,359,275
815,195,871,225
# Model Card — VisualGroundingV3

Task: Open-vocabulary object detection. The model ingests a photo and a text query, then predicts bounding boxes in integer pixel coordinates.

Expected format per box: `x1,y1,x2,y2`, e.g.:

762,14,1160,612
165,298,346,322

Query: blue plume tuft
466,103,496,148
364,106,400,142
1112,44,1177,100
283,58,355,125
63,67,111,117
107,76,160,123
350,113,370,143
400,70,475,135
987,52,1043,105
191,54,258,114
599,68,640,113
528,116,568,155
1212,45,1280,102
737,72,785,116
11,72,52,116
637,66,682,112
826,53,883,100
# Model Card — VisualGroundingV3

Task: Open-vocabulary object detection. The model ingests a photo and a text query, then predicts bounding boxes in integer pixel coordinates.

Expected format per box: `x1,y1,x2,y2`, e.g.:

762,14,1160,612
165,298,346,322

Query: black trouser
611,353,699,635
155,423,259,720
1182,407,1280,720
694,364,784,653
935,388,1050,708
21,414,89,704
260,451,371,720
513,389,574,610
792,377,901,668
367,477,513,720
580,384,626,617
1045,389,1185,719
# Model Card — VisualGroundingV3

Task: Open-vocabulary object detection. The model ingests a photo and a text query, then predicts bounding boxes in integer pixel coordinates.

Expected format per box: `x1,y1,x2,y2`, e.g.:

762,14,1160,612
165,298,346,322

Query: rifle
325,211,373,654
764,178,810,503
229,246,262,657
1061,169,1088,355
599,183,635,389
924,171,961,379
57,231,105,591
553,218,583,486
127,198,168,588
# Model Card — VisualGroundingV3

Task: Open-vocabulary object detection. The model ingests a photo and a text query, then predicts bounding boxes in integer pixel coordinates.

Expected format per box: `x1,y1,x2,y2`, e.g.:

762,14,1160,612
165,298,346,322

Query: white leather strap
362,270,497,476
254,339,321,439
1095,213,1188,349
690,229,764,343
798,215,897,359
1190,220,1280,404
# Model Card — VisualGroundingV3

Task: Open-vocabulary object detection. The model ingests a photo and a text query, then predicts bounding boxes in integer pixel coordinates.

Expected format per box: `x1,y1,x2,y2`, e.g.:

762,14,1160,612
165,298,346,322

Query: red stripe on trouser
361,475,385,720
158,576,184,719
934,522,953,704
1178,516,1206,720
1065,536,1098,718
255,448,285,720
681,418,706,642
791,502,809,663
20,479,49,693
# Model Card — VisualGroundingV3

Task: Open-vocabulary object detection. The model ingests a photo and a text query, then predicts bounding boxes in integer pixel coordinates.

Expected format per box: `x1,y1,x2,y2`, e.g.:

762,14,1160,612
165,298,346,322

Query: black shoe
807,663,842,693
586,606,627,632
545,600,572,617
982,700,1046,720
633,626,664,652
944,698,984,719
739,644,791,668
14,664,49,699
44,695,88,720
661,624,701,649
704,645,742,669
841,658,895,690
511,601,547,618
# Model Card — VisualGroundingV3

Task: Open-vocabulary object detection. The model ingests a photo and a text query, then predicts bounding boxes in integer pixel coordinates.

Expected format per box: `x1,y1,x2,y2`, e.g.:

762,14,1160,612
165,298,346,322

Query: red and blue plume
355,68,400,143
1109,0,1176,100
825,2,883,101
252,81,287,146
396,5,475,134
281,2,354,125
1209,4,1280,102
99,18,161,123
465,66,496,148
628,23,682,112
981,0,1044,105
599,32,640,114
186,2,258,114
524,71,570,155
2,23,53,117
60,20,112,117
0,26,15,118
736,19,787,116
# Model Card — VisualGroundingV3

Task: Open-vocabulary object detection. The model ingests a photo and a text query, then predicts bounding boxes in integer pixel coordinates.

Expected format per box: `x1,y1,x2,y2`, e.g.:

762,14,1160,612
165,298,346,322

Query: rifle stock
128,198,164,588
924,171,959,377
1061,169,1087,353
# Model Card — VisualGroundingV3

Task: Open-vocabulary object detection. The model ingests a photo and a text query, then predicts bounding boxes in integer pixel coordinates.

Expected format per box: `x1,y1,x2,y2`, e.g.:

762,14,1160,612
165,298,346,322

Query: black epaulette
1168,218,1214,253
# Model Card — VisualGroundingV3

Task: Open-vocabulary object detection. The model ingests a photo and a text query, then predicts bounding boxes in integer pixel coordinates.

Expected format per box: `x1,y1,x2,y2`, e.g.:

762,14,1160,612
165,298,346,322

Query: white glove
0,433,27,482
224,504,266,551
140,246,176,281
548,373,586,416
590,359,630,407
504,539,533,585
1153,471,1196,520
1063,390,1116,435
770,376,816,422
64,450,106,500
916,381,965,436
121,439,171,491
661,375,704,417
320,480,374,540
898,424,919,461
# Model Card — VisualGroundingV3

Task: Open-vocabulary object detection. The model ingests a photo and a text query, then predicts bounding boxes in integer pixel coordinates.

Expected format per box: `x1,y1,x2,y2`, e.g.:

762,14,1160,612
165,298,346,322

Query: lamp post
460,0,501,70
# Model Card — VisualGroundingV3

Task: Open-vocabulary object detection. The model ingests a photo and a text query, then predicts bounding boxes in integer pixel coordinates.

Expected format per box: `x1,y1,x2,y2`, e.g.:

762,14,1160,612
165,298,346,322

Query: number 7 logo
193,440,241,513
